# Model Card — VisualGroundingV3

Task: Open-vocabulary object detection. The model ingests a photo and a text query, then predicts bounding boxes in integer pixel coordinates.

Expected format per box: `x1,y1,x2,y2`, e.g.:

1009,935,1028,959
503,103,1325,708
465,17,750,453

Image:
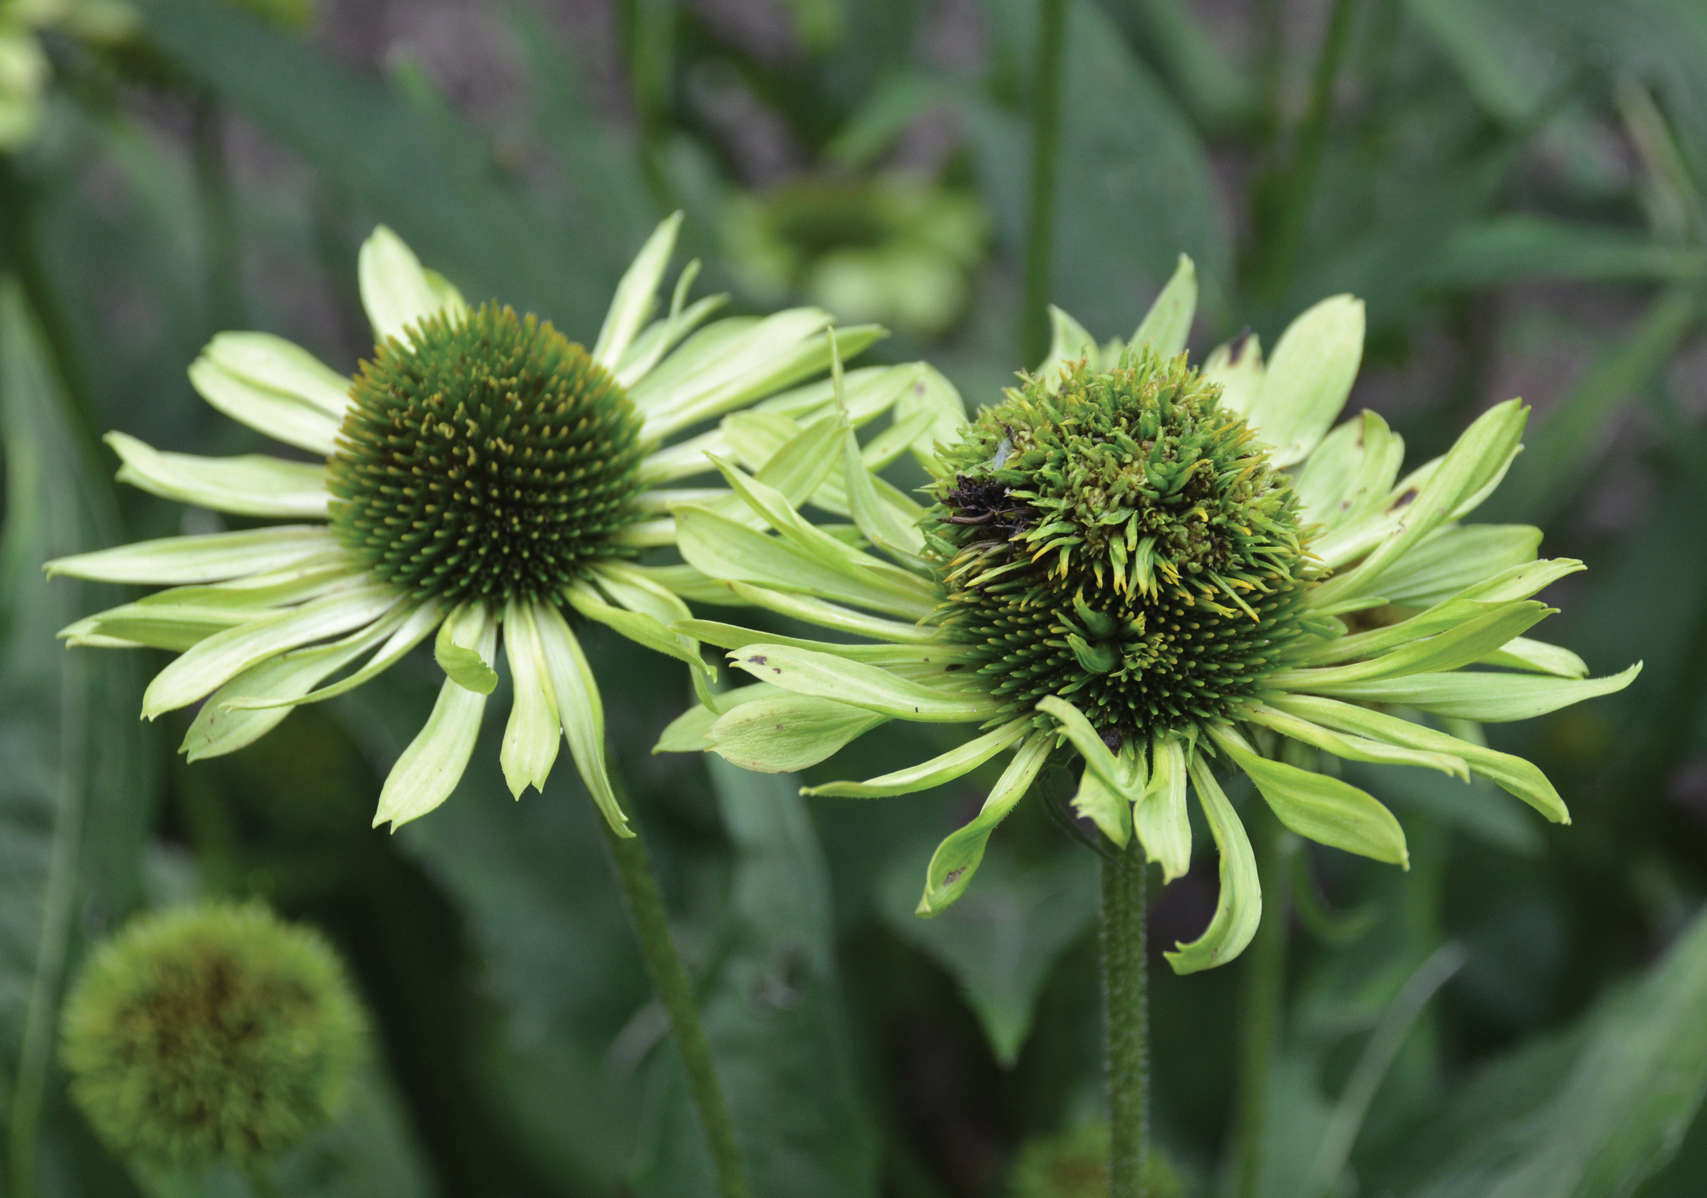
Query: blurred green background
4,0,1707,1194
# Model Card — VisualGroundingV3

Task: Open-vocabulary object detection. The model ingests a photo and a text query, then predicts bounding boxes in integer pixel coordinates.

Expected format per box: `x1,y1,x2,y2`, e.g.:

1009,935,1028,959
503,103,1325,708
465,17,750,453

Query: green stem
1233,820,1291,1198
191,92,243,328
1101,843,1149,1198
598,815,751,1198
1020,0,1068,367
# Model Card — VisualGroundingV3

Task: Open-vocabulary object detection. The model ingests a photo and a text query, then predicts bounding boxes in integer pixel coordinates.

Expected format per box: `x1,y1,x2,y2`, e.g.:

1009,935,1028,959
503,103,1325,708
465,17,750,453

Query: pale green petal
188,352,341,456
1212,726,1409,866
706,691,888,773
653,702,719,754
712,579,937,643
1269,693,1571,823
1480,636,1589,678
181,613,401,762
615,294,728,390
499,597,561,798
677,618,943,665
141,584,398,717
108,432,330,517
1202,333,1263,418
1165,753,1262,974
833,340,926,559
358,225,454,344
45,525,339,585
1372,525,1550,609
222,598,445,710
1072,766,1132,848
891,365,967,469
1035,695,1126,790
434,602,500,694
916,733,1054,915
568,577,714,691
1311,399,1527,607
1303,662,1641,722
530,603,630,836
729,644,997,723
58,563,358,650
1244,701,1469,778
1292,410,1405,533
593,211,683,370
1128,254,1197,358
373,619,497,829
1035,305,1100,389
805,717,1032,797
202,332,351,418
1270,600,1551,688
1244,295,1364,467
1135,736,1192,883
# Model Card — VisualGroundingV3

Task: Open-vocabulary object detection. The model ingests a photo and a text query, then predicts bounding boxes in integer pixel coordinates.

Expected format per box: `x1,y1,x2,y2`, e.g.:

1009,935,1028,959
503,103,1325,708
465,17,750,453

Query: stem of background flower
619,0,677,213
1233,819,1292,1198
1101,842,1149,1198
598,809,751,1198
1019,0,1068,367
191,92,244,329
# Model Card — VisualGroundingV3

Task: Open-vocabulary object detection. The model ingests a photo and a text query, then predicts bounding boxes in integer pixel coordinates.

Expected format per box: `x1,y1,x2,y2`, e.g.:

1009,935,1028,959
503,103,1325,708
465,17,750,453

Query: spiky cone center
327,302,646,605
926,351,1312,748
59,903,364,1168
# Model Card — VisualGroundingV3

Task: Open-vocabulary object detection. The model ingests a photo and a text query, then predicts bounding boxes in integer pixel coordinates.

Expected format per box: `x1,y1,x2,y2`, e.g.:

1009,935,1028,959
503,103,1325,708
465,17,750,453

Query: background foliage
3,0,1707,1194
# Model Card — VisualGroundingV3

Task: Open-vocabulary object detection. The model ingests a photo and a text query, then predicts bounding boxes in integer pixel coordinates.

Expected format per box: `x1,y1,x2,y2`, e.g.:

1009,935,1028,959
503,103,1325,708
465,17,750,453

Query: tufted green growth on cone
60,903,364,1169
327,302,646,605
927,349,1313,748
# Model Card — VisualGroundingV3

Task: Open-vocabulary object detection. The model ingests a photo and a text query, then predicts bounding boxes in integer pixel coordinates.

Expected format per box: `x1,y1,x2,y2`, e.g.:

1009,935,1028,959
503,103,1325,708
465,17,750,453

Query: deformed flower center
327,303,646,605
927,351,1312,747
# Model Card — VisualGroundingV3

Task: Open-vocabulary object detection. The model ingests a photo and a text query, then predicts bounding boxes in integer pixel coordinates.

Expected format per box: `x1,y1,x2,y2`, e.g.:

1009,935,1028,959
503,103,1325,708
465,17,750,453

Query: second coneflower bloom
665,260,1639,971
48,215,953,831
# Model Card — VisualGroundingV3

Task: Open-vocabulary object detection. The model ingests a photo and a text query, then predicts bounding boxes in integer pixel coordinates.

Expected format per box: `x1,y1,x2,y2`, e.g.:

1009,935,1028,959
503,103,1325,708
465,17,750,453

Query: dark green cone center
327,303,645,605
927,351,1311,747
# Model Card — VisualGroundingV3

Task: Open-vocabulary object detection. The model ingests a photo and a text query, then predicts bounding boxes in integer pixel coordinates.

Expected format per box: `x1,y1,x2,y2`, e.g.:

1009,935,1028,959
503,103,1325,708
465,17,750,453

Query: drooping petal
705,691,889,773
188,347,342,456
45,525,340,585
141,584,399,718
1036,695,1126,790
916,733,1054,915
1134,735,1192,883
1165,753,1262,974
220,598,445,711
729,645,997,723
57,562,358,650
529,603,631,836
499,597,561,798
434,602,500,694
1127,253,1197,358
107,433,330,518
373,619,498,829
1211,726,1409,866
1072,765,1132,848
358,226,458,344
1242,294,1364,467
805,716,1033,798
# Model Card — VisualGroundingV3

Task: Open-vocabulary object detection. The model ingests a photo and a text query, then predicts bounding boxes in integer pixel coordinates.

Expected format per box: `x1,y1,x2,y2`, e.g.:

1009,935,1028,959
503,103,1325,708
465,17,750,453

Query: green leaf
1369,908,1707,1198
1213,727,1410,866
880,847,1097,1067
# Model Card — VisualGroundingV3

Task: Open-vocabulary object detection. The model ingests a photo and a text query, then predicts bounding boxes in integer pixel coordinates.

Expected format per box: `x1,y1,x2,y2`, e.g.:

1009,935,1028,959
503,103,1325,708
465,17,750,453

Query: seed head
327,302,645,605
927,351,1312,747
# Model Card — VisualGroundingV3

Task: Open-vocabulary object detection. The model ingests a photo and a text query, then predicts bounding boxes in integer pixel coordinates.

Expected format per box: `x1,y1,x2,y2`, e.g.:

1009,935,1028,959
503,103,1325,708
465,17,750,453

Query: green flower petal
1244,701,1469,779
1202,332,1264,418
1036,305,1100,389
434,602,500,694
729,644,997,723
142,584,398,718
45,526,339,585
1135,736,1192,882
805,716,1032,797
706,691,888,773
1244,295,1364,467
592,211,683,370
1480,635,1589,678
1212,726,1409,866
916,733,1053,915
373,619,497,829
1127,253,1197,358
1304,662,1642,723
1271,600,1552,688
1072,765,1132,848
529,603,630,837
1292,410,1404,533
107,433,329,518
1365,524,1547,608
358,225,456,344
188,349,341,456
499,597,561,798
1165,753,1262,974
221,599,445,711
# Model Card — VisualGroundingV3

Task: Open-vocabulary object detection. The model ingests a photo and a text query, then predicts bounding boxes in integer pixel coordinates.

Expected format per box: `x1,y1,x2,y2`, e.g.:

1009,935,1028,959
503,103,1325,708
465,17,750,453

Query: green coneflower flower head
47,215,949,831
664,256,1640,972
60,902,363,1169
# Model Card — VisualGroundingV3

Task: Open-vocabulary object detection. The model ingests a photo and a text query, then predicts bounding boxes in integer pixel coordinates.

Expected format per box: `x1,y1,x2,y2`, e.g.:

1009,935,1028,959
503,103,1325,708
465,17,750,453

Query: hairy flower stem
1020,0,1068,366
1234,820,1291,1198
599,807,751,1198
1102,843,1150,1197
